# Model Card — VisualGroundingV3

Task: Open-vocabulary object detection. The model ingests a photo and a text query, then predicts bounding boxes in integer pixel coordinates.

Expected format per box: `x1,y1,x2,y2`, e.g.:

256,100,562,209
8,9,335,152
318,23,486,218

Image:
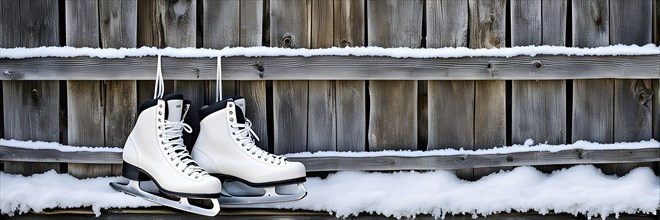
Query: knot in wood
506,156,513,162
3,71,14,80
281,36,292,48
340,40,351,47
31,89,39,103
532,60,543,69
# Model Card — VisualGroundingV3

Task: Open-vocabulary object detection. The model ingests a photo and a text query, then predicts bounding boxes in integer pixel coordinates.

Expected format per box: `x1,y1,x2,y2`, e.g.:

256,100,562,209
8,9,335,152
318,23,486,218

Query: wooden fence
0,0,659,181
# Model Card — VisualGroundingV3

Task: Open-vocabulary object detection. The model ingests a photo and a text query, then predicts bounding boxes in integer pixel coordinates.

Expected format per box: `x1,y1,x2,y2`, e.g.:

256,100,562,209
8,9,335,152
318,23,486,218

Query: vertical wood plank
1,0,61,175
203,0,239,49
99,0,138,48
271,0,309,153
137,0,197,48
273,81,308,154
469,0,506,180
333,0,364,47
542,0,568,46
334,0,366,152
426,0,471,178
571,0,612,144
366,0,422,151
510,0,541,46
653,79,659,141
308,1,337,152
238,0,268,150
65,0,110,178
610,0,654,176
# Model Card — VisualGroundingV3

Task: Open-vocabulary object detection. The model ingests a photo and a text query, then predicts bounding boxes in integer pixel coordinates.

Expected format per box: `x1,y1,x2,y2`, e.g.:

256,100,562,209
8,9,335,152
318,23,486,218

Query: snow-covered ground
1,166,658,219
0,44,658,59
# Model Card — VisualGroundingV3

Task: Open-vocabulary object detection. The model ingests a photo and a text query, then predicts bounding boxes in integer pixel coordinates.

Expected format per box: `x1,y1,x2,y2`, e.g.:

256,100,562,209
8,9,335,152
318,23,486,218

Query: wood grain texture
367,0,422,151
428,81,474,150
571,0,609,47
335,80,365,152
474,80,506,149
0,0,60,175
541,0,567,46
3,81,61,175
2,55,658,80
99,0,137,48
512,81,566,144
654,79,659,140
609,0,655,176
311,0,334,48
203,0,239,48
137,0,196,47
307,81,336,152
572,79,614,143
333,0,364,47
238,81,269,150
2,145,658,172
511,0,541,46
65,0,100,47
239,0,263,46
425,0,468,48
270,0,309,48
273,80,308,154
468,0,506,48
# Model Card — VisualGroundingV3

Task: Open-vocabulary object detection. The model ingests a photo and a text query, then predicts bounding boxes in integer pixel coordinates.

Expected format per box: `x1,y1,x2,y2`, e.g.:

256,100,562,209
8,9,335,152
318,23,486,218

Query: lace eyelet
278,162,281,165
158,111,162,115
229,111,233,115
158,118,161,122
230,118,234,122
236,138,239,141
252,152,256,155
161,141,165,144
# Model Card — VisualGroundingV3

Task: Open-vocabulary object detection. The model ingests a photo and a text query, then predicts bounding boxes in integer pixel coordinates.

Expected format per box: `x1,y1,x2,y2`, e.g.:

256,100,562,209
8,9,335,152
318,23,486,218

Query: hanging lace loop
153,54,165,99
160,106,207,178
231,119,286,165
215,56,222,103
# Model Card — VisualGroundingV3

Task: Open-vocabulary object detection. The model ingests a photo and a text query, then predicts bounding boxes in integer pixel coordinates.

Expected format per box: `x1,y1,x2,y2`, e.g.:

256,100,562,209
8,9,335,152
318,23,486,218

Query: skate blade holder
219,183,307,208
110,181,220,216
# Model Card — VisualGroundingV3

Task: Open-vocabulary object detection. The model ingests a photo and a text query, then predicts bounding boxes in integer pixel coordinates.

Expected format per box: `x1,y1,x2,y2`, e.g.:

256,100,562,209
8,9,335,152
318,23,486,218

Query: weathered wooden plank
571,0,612,146
307,81,336,152
65,0,100,47
137,0,196,48
333,0,364,47
333,0,366,152
609,0,655,176
468,0,506,49
2,55,659,81
237,0,267,150
100,0,138,176
511,0,541,46
541,0,567,46
335,80,365,152
470,0,506,180
367,0,422,151
426,0,471,179
654,79,660,141
239,0,263,46
203,0,239,48
273,80,308,154
311,0,333,48
425,0,468,48
0,0,60,175
2,145,658,172
270,0,309,154
175,81,206,148
99,0,137,48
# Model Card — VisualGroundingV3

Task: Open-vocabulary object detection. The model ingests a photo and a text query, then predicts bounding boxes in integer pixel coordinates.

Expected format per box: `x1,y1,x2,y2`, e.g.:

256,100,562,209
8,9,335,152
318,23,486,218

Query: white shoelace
161,119,208,179
231,119,286,165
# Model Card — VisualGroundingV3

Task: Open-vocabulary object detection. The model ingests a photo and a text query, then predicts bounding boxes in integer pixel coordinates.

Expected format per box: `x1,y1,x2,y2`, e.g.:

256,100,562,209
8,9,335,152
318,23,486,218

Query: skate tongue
167,99,184,121
233,101,246,124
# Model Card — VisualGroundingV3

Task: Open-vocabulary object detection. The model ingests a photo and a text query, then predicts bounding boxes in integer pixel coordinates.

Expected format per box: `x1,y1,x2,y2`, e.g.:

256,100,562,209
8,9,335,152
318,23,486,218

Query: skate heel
122,161,149,181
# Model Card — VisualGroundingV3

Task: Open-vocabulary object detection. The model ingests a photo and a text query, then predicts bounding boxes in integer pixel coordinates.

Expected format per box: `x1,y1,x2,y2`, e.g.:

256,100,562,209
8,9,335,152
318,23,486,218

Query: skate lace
161,120,208,179
231,119,286,165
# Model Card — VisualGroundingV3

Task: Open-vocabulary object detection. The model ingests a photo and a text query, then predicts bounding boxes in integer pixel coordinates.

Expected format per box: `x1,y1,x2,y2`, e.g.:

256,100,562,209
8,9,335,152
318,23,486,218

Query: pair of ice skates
110,57,306,216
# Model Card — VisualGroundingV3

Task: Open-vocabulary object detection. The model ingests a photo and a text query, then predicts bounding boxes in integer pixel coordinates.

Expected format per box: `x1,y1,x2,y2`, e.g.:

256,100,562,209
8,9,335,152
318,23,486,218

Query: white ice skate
191,97,307,207
110,56,222,216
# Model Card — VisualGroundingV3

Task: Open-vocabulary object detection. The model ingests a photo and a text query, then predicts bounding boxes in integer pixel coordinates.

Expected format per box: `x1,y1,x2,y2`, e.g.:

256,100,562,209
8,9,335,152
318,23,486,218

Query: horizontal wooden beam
1,146,658,171
1,55,658,80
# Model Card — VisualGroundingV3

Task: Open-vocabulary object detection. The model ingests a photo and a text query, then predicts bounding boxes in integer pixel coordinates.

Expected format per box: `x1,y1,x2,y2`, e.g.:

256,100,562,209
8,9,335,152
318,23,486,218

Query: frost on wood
0,44,658,59
0,139,123,152
1,166,658,218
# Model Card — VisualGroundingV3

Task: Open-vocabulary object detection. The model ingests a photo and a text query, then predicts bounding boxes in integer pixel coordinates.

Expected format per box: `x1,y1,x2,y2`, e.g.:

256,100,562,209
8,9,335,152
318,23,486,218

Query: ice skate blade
219,183,307,208
110,181,220,216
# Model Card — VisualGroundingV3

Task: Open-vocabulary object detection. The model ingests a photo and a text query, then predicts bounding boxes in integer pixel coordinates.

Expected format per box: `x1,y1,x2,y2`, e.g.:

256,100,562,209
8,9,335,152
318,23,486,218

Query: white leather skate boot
191,97,307,206
110,93,221,216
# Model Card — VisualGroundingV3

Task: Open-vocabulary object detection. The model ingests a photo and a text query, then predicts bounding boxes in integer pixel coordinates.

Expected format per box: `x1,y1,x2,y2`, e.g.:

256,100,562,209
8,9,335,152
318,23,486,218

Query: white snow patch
285,139,660,158
0,139,123,153
0,171,155,217
1,44,658,59
274,166,660,219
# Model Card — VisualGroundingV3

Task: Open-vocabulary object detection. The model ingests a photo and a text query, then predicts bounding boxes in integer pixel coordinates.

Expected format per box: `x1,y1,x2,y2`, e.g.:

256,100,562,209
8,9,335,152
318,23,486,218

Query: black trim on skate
121,161,221,198
211,173,307,188
199,98,232,121
137,93,185,115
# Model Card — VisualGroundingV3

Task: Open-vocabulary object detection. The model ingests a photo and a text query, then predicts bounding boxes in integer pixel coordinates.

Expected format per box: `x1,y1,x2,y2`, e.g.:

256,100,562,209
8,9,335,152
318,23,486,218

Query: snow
285,139,660,158
0,171,155,217
0,44,658,59
1,166,658,219
0,139,123,153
